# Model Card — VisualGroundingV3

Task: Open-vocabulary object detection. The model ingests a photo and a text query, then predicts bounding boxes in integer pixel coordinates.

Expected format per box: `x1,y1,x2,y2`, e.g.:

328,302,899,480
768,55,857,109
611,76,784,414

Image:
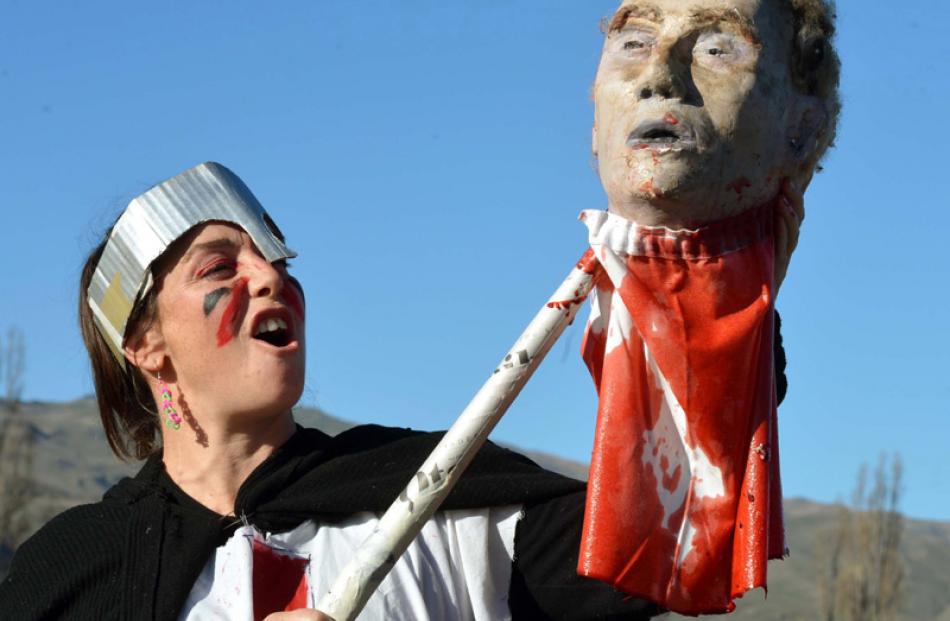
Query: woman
0,163,673,620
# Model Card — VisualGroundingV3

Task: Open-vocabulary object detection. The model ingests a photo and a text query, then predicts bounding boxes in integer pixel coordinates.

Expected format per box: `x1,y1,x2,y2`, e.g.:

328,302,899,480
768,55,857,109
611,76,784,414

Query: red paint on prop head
639,178,663,198
216,277,249,347
663,113,679,126
727,177,753,195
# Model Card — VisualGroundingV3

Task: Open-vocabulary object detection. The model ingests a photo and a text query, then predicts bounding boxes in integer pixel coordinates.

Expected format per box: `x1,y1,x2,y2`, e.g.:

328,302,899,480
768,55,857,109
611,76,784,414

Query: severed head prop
592,0,840,227
577,0,840,614
87,162,296,362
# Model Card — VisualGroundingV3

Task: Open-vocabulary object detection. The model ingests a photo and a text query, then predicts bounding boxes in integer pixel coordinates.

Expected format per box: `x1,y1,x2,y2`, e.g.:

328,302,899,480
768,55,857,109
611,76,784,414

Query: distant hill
1,399,948,619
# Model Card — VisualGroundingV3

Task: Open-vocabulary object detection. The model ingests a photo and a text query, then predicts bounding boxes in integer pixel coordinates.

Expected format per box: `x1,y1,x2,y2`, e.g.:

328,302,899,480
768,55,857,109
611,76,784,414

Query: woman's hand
774,178,805,296
263,610,334,621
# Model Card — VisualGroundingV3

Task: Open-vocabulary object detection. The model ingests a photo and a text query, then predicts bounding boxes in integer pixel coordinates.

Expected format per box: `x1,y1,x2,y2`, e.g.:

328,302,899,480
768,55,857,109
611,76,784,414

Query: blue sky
0,1,947,521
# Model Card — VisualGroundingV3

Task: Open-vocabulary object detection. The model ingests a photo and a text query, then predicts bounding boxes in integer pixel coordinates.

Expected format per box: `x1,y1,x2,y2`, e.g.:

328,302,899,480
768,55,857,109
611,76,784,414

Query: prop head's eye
612,28,656,59
693,32,754,70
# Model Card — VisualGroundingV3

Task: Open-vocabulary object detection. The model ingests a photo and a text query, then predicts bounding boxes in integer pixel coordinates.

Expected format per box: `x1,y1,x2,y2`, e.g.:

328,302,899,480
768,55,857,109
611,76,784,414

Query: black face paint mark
203,288,230,317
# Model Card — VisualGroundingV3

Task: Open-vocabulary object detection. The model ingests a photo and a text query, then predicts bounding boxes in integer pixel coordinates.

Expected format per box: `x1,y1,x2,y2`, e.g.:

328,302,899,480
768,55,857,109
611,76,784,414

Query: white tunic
180,505,523,621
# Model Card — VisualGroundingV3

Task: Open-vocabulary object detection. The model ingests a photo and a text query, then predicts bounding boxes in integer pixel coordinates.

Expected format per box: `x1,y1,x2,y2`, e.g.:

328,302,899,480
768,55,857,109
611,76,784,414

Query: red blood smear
576,248,600,275
639,178,663,197
252,540,309,620
547,296,587,310
727,177,753,195
282,279,305,320
664,113,679,125
216,278,249,347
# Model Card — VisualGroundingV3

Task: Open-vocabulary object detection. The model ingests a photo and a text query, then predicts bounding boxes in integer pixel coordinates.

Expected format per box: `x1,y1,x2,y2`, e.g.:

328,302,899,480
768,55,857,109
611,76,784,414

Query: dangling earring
158,373,182,430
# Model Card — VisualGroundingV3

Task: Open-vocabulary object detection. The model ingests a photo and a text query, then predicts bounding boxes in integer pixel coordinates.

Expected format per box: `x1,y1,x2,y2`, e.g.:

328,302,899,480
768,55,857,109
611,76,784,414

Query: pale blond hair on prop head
79,162,295,459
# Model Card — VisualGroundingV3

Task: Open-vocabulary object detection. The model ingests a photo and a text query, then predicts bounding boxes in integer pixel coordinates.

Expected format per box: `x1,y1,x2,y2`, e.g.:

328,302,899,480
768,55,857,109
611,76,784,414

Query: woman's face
147,221,306,422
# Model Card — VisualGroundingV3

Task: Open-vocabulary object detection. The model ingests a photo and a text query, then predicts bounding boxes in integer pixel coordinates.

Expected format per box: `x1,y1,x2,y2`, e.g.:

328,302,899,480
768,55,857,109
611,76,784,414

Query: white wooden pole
316,251,601,621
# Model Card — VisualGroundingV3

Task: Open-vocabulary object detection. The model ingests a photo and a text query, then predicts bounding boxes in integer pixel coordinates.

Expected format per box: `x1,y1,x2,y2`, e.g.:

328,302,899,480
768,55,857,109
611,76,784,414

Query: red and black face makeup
199,258,304,348
203,287,231,317
283,276,305,320
215,277,249,347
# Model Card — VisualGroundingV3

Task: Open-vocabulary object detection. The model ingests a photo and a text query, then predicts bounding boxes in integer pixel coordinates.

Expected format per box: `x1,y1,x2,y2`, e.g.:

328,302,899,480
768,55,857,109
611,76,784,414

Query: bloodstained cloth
577,204,786,615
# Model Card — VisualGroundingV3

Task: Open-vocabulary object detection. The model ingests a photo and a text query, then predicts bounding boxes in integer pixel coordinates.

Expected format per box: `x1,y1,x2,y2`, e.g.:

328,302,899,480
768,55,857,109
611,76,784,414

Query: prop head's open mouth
627,119,697,150
251,308,295,348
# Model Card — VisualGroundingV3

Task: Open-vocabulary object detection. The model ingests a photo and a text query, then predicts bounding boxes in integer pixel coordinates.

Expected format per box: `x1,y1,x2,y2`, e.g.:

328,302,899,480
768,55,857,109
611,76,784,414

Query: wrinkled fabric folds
577,204,785,615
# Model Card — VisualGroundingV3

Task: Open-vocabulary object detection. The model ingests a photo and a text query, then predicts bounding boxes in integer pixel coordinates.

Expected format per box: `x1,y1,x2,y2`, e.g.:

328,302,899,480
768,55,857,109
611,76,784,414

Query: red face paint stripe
216,277,249,347
282,279,305,321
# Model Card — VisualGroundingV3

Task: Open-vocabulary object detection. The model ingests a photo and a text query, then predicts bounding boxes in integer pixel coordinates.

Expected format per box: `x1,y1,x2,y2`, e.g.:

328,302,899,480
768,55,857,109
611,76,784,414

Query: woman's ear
123,323,166,374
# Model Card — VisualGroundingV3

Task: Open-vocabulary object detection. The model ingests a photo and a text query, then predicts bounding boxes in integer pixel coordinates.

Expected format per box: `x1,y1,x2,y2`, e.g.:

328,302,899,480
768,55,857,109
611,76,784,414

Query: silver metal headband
87,162,296,362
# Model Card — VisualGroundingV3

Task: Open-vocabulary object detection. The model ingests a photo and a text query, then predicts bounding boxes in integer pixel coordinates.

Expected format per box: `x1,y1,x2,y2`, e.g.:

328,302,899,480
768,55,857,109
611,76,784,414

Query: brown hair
79,237,162,460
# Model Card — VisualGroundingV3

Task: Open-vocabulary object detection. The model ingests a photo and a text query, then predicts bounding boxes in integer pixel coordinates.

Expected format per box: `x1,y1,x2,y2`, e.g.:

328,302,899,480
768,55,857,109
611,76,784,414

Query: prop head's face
593,0,827,226
128,222,306,421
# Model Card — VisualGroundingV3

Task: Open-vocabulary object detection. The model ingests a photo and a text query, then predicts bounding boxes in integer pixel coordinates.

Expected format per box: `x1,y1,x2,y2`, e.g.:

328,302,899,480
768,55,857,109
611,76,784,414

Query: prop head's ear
785,93,829,187
123,321,166,374
592,121,599,158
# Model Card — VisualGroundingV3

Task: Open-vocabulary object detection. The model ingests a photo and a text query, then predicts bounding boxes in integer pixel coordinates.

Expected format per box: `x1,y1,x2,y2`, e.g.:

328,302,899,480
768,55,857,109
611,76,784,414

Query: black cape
0,425,661,620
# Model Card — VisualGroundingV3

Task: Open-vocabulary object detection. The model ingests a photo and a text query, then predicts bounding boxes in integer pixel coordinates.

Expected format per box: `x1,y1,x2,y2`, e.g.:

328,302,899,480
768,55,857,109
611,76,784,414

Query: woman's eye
198,260,236,279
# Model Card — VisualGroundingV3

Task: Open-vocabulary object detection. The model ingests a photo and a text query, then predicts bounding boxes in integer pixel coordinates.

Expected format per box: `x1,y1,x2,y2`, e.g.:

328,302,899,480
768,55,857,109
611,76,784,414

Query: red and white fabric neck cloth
577,203,786,615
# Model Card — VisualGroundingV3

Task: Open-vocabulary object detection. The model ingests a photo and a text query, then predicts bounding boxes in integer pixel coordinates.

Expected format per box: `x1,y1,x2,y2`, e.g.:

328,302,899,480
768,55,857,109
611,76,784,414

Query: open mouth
627,119,697,149
252,311,295,348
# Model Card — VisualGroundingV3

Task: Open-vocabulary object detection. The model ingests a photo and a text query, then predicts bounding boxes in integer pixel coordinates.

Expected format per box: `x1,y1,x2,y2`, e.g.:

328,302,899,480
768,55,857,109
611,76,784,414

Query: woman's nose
245,257,283,299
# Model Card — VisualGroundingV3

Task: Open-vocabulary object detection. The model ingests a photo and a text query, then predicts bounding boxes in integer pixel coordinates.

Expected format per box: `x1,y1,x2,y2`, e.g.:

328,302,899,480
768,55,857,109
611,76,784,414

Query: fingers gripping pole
317,250,603,621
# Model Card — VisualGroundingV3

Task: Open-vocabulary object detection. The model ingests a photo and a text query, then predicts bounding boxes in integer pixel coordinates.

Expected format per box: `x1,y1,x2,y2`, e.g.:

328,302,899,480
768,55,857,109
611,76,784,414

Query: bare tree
3,327,25,412
0,412,34,551
817,502,850,621
817,454,904,621
0,327,33,554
